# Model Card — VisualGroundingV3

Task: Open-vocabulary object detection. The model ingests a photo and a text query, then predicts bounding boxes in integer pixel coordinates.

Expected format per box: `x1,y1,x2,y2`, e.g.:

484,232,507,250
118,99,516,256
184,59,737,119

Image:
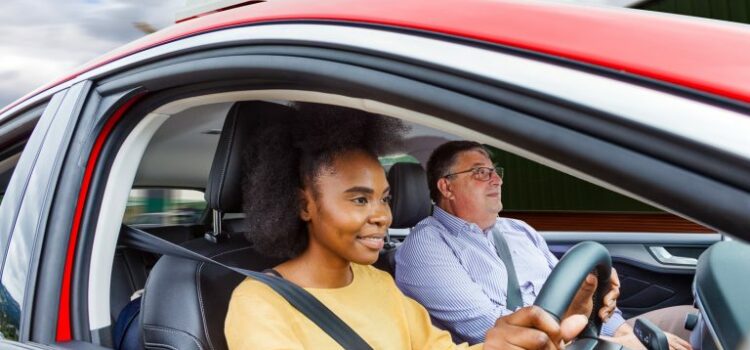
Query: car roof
4,0,750,115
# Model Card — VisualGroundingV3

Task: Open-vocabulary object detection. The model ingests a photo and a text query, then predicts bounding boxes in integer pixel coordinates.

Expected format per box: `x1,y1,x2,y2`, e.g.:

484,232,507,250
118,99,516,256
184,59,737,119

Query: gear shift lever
634,318,669,350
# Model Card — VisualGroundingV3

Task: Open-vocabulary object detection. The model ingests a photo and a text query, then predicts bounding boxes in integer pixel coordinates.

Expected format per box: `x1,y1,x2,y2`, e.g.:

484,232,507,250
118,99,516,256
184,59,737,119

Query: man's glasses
443,166,504,181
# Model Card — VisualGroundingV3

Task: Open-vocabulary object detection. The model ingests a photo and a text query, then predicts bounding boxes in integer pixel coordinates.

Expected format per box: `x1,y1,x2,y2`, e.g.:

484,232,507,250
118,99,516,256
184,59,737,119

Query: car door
481,142,722,319
2,14,747,349
0,82,93,348
543,232,717,319
481,145,717,319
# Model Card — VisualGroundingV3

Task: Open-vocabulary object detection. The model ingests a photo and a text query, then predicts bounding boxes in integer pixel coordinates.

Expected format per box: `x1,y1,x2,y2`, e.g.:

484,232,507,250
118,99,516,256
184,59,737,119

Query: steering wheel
533,241,616,349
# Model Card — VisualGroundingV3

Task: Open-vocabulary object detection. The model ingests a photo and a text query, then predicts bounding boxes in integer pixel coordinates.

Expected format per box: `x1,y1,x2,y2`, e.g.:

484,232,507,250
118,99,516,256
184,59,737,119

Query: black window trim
42,42,750,346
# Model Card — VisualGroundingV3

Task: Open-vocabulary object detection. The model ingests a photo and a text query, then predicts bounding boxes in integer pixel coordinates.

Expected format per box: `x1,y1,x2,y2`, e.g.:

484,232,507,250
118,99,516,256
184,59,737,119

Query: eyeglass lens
473,167,503,180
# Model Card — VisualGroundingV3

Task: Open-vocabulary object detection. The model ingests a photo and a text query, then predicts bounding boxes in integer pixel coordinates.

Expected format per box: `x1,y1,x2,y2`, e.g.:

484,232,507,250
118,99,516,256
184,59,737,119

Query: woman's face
300,150,392,266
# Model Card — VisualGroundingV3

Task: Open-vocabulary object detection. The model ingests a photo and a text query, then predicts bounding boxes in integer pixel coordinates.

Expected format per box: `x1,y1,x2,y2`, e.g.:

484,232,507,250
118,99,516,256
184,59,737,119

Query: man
395,141,692,350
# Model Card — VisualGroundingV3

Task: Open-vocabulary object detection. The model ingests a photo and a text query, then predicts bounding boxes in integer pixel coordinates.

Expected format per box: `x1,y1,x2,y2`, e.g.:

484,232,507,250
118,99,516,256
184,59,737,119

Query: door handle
648,246,698,266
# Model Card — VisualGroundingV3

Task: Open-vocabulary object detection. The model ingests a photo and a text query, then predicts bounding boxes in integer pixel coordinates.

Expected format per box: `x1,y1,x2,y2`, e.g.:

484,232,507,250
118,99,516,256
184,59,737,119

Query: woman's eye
352,197,368,205
382,195,392,204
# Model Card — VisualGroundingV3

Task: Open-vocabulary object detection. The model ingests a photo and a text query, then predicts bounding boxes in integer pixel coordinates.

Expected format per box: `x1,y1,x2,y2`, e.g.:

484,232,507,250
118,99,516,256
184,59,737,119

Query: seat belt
491,227,524,310
121,225,373,350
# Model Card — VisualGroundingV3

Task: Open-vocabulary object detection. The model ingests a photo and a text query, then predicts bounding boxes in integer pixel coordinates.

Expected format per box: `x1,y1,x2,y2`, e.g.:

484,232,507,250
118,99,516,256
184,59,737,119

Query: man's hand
563,268,621,322
605,323,692,350
484,306,588,350
664,331,692,350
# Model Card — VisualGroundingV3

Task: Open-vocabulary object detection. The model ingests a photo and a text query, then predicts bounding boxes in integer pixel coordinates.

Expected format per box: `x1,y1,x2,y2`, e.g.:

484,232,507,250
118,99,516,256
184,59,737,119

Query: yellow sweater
225,263,482,350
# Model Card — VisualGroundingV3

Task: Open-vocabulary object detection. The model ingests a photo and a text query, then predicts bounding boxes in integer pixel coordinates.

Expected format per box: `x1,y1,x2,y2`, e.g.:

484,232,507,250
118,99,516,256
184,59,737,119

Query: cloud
0,0,182,108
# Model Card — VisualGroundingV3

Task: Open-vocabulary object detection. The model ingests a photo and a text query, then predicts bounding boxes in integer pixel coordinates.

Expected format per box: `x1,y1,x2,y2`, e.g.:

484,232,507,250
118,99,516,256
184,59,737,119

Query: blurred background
0,0,182,108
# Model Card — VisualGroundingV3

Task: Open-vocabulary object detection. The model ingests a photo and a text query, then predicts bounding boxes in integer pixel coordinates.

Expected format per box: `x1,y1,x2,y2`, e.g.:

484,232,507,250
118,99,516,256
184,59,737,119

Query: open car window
123,188,206,226
485,145,712,233
0,100,48,342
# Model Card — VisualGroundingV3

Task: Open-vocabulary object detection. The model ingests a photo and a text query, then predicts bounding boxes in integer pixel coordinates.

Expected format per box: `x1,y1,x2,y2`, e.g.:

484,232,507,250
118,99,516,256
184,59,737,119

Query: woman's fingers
582,273,597,292
564,273,597,319
486,306,568,350
503,325,558,350
559,314,588,342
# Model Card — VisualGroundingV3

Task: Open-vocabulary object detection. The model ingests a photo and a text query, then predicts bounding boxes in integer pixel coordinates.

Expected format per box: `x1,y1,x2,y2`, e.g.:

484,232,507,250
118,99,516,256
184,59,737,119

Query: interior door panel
542,232,720,319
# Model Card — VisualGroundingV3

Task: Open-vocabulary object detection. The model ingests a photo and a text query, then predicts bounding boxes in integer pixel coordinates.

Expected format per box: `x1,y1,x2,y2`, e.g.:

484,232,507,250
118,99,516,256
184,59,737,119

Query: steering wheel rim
533,241,612,340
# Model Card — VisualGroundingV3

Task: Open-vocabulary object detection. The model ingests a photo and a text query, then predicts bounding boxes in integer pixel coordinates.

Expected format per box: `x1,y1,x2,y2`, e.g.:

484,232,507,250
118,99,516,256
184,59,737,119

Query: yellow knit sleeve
359,265,484,350
400,294,484,350
224,279,305,350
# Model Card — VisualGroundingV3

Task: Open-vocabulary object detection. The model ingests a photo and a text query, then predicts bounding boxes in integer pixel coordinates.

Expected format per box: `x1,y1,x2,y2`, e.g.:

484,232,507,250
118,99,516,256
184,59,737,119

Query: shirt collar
433,205,485,236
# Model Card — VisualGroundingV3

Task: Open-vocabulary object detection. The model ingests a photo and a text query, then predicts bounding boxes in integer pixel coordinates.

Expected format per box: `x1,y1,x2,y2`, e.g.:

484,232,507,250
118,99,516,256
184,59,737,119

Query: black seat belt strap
122,225,373,350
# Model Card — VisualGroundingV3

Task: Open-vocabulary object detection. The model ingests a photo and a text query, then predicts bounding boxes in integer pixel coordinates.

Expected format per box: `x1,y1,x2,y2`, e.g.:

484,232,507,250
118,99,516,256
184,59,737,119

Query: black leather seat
139,101,291,350
111,224,207,325
388,162,431,229
138,104,432,349
373,162,431,275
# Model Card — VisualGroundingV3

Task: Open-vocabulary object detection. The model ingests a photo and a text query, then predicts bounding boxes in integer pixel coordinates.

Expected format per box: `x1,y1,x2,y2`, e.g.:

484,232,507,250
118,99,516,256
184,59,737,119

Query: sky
0,0,182,108
0,0,645,109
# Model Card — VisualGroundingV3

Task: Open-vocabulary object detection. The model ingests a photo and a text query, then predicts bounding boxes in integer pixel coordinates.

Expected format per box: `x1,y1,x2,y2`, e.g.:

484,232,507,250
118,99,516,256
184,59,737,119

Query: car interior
77,92,727,349
108,100,453,349
0,5,747,348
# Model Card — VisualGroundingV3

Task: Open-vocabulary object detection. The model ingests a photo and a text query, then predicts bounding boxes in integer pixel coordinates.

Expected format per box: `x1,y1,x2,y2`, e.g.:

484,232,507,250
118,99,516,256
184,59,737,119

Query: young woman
225,103,592,349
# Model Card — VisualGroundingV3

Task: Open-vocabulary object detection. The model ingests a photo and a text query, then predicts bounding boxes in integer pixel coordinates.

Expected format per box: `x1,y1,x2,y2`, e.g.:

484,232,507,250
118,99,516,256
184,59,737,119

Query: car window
380,154,420,172
485,145,712,233
0,101,48,341
0,144,31,207
0,153,20,339
380,153,420,167
122,188,206,226
0,150,24,202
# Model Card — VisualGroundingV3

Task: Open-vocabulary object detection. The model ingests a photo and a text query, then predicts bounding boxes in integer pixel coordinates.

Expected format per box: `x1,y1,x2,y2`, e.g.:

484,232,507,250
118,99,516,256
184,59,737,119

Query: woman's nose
369,204,392,226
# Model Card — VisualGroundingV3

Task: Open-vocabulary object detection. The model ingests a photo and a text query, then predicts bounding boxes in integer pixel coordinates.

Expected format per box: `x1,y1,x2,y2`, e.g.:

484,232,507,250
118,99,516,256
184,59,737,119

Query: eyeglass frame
442,166,504,181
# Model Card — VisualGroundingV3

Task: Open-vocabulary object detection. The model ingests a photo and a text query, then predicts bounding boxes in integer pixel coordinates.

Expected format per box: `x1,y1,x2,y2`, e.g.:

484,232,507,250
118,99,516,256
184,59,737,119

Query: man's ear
298,188,315,221
437,178,453,200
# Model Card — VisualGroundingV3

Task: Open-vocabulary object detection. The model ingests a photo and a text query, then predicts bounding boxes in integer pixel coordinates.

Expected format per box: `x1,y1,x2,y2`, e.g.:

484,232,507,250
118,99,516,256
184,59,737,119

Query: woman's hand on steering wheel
562,273,596,321
484,306,589,350
562,268,621,323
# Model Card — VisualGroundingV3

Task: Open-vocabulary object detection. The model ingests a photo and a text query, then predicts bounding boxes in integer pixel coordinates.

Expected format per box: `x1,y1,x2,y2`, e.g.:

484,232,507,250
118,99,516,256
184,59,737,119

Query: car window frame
26,21,750,348
0,83,90,343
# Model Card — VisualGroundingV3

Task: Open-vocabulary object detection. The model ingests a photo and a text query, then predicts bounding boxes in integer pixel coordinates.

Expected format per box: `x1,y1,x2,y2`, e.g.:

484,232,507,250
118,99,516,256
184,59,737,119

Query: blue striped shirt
395,206,625,344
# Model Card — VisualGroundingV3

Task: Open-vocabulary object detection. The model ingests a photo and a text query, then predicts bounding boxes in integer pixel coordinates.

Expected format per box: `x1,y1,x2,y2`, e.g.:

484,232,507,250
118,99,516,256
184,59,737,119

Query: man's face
441,150,503,226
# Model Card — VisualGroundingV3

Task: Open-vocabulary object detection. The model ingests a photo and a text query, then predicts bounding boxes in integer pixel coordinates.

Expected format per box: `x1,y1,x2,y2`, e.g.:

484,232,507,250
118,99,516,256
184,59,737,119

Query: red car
0,1,748,349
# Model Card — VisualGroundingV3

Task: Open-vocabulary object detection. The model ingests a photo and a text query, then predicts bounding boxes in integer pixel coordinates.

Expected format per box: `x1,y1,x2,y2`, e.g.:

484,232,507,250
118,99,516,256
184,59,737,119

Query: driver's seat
139,102,290,350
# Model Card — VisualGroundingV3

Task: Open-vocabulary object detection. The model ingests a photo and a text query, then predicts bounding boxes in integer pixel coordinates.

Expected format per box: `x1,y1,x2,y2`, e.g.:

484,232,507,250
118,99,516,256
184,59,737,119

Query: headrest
205,101,295,213
387,162,432,228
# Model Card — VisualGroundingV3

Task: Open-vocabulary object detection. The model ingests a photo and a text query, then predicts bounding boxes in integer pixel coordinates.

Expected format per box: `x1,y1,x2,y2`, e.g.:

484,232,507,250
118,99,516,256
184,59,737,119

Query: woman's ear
437,178,453,200
298,188,314,221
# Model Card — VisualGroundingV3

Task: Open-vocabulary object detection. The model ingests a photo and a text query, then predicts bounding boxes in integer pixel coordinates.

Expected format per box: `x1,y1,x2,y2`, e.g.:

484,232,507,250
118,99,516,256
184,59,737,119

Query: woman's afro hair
242,102,408,259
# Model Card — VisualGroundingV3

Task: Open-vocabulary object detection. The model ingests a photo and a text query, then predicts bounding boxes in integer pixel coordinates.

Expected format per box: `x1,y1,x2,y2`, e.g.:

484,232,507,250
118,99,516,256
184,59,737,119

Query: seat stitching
144,324,205,350
196,245,254,350
144,343,178,350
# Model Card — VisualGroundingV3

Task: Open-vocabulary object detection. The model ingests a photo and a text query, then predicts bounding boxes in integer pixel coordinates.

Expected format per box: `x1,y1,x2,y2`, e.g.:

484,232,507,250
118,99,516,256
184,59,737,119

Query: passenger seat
138,101,292,350
110,224,207,323
374,162,431,276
